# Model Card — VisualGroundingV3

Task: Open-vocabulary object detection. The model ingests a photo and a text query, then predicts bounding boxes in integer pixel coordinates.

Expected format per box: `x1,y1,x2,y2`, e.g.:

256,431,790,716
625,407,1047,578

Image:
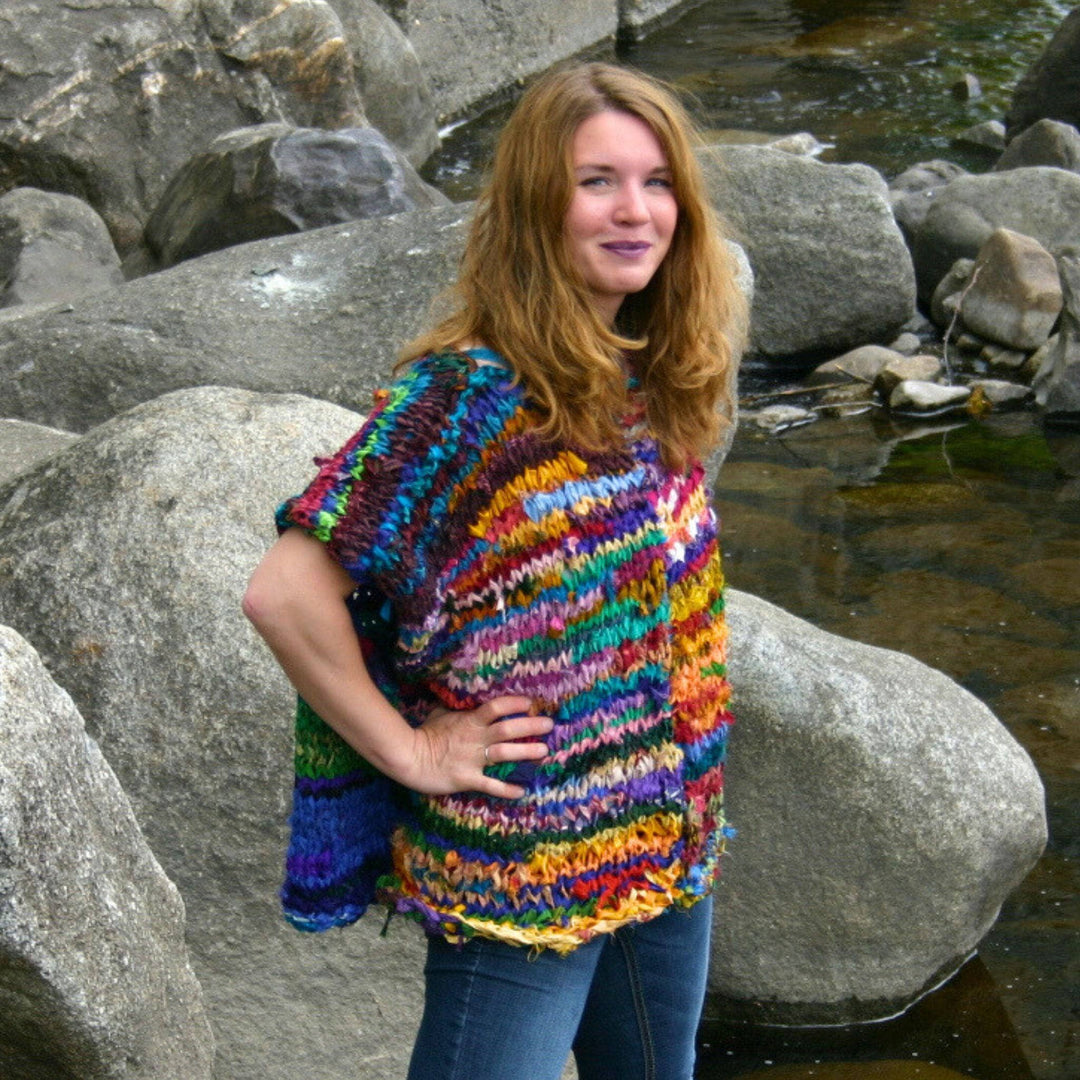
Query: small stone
930,258,975,328
952,120,1007,152
889,380,972,412
807,345,902,387
951,73,983,101
875,354,943,397
888,331,923,355
981,343,1029,371
751,405,818,432
967,378,1033,408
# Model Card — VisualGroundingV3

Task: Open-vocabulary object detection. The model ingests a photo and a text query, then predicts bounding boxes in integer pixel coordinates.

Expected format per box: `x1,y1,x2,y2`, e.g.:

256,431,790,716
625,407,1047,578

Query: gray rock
952,119,1007,153
0,188,123,308
748,404,817,433
715,590,1046,1024
930,258,975,329
912,167,1080,301
888,331,923,355
0,625,214,1080
700,145,916,360
875,353,943,397
959,228,1062,351
1005,7,1080,141
0,203,472,432
0,418,79,485
888,159,968,243
145,124,448,268
0,0,365,253
617,0,694,41
994,118,1080,174
981,342,1031,373
951,73,982,101
1034,250,1080,416
334,0,440,167
817,381,876,416
889,380,971,413
398,0,617,122
968,378,1034,409
806,344,901,387
0,387,428,1080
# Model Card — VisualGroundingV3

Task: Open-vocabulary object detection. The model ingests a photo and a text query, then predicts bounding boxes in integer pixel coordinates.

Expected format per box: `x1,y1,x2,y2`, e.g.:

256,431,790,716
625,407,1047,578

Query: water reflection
713,412,1080,1079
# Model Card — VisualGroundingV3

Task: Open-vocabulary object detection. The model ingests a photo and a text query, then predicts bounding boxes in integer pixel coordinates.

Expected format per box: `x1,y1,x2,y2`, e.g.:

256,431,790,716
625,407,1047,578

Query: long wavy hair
401,62,747,470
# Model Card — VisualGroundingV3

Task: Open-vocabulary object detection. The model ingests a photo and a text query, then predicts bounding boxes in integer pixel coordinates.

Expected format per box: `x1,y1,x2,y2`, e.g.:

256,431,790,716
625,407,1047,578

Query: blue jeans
407,894,713,1080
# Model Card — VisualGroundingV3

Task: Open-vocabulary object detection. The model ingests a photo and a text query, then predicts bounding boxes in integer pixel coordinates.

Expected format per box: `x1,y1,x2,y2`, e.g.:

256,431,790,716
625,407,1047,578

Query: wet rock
0,387,427,1080
807,344,900,387
398,0,616,121
0,625,214,1080
0,418,78,485
959,228,1062,351
889,380,971,413
968,378,1034,409
952,119,1006,153
748,404,817,432
335,0,440,167
874,353,942,397
951,73,982,101
930,258,974,329
0,188,123,308
0,203,471,432
912,167,1080,301
888,160,967,243
994,118,1080,174
701,145,916,359
617,0,695,41
717,590,1046,1025
145,123,448,268
0,0,366,254
817,381,876,416
1005,6,1080,141
981,342,1030,373
1034,250,1080,418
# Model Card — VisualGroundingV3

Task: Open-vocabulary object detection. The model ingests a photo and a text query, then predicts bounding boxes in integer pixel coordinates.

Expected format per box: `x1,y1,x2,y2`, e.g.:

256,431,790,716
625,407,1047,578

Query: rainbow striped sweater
278,349,734,953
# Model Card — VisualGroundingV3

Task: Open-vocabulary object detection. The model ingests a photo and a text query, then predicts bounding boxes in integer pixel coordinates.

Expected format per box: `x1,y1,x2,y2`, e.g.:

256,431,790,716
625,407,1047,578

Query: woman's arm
242,528,551,798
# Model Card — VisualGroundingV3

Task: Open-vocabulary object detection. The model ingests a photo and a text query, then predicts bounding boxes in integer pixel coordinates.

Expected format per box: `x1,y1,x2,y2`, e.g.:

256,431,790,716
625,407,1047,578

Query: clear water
419,3,1080,1077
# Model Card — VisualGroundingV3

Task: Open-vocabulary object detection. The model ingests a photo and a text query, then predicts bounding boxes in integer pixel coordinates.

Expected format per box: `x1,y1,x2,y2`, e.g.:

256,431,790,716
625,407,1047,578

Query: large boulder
1034,249,1080,418
716,590,1046,1024
0,418,78,485
394,0,617,121
994,118,1080,174
0,387,428,1080
0,202,471,432
912,167,1080,302
888,159,967,243
145,123,448,267
0,0,365,253
0,187,123,308
700,145,916,361
1005,7,1080,142
334,0,440,167
0,624,214,1079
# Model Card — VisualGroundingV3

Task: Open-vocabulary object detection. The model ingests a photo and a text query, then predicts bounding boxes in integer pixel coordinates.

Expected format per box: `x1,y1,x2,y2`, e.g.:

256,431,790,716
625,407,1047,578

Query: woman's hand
405,696,553,799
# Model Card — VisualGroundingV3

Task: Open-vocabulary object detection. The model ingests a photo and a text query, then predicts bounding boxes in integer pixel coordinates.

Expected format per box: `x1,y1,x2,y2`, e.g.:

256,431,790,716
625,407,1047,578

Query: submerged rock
1005,6,1080,141
0,625,214,1080
717,590,1046,1024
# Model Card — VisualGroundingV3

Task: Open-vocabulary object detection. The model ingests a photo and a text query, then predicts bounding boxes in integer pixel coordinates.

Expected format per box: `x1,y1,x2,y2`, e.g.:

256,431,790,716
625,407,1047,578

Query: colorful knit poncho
278,349,734,953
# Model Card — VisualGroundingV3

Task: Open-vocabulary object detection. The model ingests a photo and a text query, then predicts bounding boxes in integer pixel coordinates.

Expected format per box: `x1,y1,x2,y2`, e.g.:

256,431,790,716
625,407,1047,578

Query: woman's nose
614,182,649,223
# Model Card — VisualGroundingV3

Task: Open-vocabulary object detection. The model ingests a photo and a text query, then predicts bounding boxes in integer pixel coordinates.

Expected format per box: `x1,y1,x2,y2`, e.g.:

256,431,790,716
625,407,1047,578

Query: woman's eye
646,176,673,188
581,176,610,187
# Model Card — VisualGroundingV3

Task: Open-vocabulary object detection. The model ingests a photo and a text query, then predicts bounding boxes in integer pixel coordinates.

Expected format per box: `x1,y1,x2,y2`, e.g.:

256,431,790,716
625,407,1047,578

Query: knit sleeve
276,355,476,597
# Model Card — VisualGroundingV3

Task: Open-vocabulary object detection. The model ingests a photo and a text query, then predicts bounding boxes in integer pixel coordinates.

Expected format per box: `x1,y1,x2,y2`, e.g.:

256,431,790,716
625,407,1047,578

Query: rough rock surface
145,123,448,267
334,0,440,166
617,0,696,40
994,118,1080,174
889,380,971,413
0,203,471,432
0,625,214,1080
959,228,1062,351
0,418,78,485
931,258,975,329
0,188,123,308
0,0,366,253
0,388,428,1080
1005,6,1080,141
912,167,1080,302
396,0,617,121
716,590,1047,1024
806,344,900,387
888,159,967,242
1034,249,1080,417
700,145,916,359
874,353,942,397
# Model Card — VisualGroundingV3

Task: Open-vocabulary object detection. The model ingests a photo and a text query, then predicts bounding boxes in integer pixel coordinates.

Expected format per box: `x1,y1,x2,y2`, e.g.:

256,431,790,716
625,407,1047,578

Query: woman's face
564,109,678,325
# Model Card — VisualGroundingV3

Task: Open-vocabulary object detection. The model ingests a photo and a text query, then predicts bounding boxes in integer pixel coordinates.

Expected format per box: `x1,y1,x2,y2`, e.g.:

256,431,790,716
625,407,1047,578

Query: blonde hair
402,62,747,470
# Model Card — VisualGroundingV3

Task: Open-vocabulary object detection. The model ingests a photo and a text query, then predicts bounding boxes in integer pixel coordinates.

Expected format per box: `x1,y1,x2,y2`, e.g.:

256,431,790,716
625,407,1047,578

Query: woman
244,61,747,1080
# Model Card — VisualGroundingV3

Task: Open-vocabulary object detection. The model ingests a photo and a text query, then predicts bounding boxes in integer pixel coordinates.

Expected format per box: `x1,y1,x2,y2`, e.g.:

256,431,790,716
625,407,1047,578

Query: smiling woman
245,61,748,1080
565,109,678,324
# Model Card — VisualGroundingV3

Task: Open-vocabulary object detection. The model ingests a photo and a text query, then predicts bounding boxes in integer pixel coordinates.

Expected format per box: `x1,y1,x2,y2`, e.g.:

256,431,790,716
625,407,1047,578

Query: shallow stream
423,3,1079,1076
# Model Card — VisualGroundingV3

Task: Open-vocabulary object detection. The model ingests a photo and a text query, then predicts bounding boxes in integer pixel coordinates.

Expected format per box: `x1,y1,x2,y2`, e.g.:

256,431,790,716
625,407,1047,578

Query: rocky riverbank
1,3,1073,1079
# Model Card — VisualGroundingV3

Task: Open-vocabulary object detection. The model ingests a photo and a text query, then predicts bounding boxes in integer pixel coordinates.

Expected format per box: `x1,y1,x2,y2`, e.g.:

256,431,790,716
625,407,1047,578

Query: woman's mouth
601,241,651,256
